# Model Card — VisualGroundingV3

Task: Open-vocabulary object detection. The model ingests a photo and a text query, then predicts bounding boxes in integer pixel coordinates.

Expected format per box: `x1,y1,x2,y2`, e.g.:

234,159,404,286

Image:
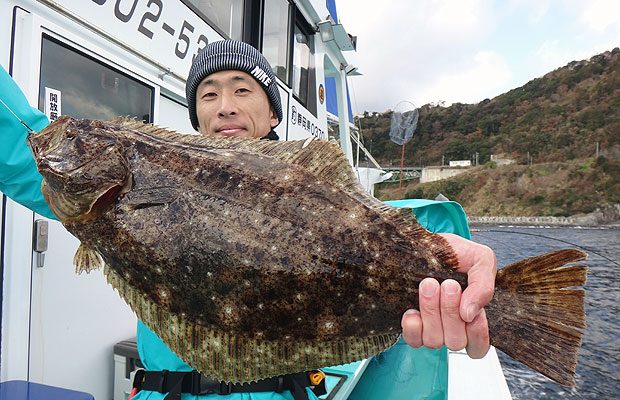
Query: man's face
195,70,279,138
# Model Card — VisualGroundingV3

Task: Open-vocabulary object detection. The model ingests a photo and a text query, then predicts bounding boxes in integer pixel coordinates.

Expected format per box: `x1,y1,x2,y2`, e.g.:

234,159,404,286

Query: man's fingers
465,309,490,359
440,279,467,351
440,233,496,323
419,278,444,349
401,309,423,348
460,264,496,322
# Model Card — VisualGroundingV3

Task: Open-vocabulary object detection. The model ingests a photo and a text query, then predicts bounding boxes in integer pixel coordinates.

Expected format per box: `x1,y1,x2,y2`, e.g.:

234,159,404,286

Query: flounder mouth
27,116,74,156
42,178,132,222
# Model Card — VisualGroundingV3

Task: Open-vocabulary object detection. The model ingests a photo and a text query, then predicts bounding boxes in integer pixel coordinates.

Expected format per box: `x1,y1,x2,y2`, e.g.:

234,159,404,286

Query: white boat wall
0,1,371,398
0,1,510,399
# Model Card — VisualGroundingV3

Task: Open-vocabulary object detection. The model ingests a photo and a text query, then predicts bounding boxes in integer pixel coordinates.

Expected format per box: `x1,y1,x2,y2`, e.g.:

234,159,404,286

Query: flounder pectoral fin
122,186,179,210
73,243,103,274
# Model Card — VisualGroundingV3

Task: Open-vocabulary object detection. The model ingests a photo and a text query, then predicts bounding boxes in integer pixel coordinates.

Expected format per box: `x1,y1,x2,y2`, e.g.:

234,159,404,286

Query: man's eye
236,88,250,93
202,92,217,98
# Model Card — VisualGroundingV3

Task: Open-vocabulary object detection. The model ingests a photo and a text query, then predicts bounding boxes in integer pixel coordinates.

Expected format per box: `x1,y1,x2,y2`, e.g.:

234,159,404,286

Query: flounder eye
44,154,64,163
65,129,79,138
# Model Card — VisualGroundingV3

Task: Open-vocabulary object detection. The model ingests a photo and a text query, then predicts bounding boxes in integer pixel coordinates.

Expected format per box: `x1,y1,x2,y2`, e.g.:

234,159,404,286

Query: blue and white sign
44,87,61,122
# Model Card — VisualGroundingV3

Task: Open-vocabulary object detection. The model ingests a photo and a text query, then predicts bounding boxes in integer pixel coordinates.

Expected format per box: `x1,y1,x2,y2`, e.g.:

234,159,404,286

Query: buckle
131,369,146,389
191,371,232,395
276,376,285,393
158,369,169,392
218,381,233,395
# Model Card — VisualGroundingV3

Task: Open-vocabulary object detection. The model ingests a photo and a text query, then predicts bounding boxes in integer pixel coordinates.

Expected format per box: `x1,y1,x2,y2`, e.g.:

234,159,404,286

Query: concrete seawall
467,204,620,227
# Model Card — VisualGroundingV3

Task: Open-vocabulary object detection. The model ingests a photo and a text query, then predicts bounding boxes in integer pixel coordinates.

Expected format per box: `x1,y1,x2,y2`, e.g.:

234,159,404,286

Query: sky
335,0,620,113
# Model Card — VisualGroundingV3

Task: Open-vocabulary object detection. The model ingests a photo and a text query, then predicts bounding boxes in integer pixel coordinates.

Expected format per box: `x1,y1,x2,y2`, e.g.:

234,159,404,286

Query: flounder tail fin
73,243,103,274
486,249,587,386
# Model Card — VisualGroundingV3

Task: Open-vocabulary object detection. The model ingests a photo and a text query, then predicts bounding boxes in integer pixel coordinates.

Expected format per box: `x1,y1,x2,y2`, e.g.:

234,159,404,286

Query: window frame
289,8,316,115
37,33,155,123
181,0,247,41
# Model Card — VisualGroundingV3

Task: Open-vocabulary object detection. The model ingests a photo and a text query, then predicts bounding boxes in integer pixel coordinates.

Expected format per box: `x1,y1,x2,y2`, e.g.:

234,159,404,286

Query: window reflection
38,36,153,122
292,25,310,103
292,21,316,115
262,0,290,83
184,0,244,41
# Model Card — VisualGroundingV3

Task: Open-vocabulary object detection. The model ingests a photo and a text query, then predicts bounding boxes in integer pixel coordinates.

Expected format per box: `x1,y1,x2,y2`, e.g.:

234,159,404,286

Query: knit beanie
186,40,282,131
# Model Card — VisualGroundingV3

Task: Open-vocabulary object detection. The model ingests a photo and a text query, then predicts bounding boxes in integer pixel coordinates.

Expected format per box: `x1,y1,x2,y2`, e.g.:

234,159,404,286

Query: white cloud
505,0,551,23
417,51,513,105
425,0,487,33
336,0,620,113
338,0,496,112
579,0,620,33
534,39,565,70
532,39,599,76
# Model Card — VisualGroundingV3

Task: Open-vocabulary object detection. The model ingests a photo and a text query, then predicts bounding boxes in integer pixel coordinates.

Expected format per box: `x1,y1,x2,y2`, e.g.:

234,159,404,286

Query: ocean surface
469,225,620,400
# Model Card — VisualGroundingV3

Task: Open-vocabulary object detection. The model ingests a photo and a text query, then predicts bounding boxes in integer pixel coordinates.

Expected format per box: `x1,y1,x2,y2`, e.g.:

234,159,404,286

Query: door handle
33,219,48,268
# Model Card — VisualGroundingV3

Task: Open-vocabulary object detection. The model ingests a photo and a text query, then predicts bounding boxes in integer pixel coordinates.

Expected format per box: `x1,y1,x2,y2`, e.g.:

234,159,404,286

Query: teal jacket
1,66,470,400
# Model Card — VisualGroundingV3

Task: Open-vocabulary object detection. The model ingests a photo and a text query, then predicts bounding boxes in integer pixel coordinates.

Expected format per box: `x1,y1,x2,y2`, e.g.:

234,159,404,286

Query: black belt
132,369,327,400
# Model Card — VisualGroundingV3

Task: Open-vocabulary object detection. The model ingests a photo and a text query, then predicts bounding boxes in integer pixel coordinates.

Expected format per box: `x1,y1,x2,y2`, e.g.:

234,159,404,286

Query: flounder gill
27,116,587,386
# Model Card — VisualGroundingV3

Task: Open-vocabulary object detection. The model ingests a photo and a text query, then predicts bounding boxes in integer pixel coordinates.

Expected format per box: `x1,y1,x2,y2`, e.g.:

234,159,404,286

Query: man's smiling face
195,70,279,139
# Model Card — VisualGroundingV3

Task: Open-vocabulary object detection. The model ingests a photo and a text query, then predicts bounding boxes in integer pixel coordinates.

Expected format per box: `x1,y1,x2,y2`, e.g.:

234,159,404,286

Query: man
184,39,495,362
0,40,496,400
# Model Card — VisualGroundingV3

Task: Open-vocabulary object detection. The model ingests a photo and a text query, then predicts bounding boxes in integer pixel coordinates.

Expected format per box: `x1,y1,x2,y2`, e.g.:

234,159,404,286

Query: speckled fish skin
30,117,457,340
27,116,587,386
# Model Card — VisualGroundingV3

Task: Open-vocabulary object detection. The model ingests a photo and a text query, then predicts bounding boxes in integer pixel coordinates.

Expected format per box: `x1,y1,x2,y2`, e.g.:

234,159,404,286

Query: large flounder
28,116,587,386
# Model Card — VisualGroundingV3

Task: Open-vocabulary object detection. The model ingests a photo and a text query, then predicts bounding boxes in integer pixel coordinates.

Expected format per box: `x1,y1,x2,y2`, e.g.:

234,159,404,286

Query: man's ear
269,107,279,128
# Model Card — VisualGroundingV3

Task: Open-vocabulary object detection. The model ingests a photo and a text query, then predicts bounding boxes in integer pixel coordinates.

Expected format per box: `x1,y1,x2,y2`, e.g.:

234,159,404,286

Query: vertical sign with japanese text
45,88,61,122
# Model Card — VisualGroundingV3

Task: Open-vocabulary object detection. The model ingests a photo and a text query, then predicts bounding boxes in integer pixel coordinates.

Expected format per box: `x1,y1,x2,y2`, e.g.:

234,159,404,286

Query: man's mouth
216,125,245,136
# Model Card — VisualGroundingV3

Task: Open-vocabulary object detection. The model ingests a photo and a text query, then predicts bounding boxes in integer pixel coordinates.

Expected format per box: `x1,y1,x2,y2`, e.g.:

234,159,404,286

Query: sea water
470,225,620,400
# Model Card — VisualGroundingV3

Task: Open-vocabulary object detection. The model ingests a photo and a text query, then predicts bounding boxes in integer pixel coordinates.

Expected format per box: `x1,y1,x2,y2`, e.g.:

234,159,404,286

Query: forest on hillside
353,48,620,168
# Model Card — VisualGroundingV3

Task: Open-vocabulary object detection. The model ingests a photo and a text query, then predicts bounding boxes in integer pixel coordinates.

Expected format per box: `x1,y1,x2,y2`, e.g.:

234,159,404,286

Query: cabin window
292,17,316,115
159,95,195,134
262,0,291,83
183,0,244,41
262,3,316,116
38,35,153,122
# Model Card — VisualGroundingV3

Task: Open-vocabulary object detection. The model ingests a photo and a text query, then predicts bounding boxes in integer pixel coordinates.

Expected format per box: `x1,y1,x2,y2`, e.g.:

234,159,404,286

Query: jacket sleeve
0,66,55,219
349,199,470,400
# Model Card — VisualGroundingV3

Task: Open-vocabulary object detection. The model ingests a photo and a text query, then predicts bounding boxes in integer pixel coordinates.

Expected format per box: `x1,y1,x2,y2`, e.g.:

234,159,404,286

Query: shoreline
466,204,620,228
467,216,618,228
468,216,620,228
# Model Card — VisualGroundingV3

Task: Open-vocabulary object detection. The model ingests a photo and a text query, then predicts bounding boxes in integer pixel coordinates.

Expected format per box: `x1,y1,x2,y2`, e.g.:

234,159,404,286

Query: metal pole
596,142,599,158
356,129,360,170
398,142,405,200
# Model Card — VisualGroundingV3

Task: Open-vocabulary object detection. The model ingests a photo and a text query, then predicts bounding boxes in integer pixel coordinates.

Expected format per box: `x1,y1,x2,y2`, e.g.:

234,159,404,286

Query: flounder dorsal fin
107,118,363,194
73,243,103,274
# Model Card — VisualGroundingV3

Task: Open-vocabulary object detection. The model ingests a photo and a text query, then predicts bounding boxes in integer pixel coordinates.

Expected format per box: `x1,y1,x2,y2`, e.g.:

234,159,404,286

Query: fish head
27,116,132,222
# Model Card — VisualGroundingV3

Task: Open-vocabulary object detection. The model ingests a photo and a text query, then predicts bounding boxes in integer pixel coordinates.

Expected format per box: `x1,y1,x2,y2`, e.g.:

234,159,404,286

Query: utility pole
596,142,599,158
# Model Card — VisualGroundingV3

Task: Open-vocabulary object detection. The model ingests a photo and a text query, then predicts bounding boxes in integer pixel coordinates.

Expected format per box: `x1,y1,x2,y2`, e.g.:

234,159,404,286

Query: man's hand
401,233,497,358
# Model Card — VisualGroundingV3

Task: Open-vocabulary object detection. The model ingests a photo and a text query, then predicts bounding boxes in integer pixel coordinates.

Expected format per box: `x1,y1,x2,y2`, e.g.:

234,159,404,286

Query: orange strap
128,387,139,399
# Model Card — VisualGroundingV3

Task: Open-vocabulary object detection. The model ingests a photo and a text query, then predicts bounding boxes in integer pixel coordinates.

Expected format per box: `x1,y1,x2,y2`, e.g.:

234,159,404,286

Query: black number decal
175,21,194,59
191,34,209,63
114,0,138,23
137,0,163,39
92,0,107,4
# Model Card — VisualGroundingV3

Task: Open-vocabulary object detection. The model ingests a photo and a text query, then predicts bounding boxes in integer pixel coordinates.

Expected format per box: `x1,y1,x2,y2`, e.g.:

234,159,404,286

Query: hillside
375,156,619,218
355,48,620,216
355,48,620,167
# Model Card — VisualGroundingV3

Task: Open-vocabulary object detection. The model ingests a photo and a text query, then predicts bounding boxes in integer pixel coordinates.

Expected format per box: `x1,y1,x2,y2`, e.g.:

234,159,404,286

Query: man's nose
217,91,238,117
